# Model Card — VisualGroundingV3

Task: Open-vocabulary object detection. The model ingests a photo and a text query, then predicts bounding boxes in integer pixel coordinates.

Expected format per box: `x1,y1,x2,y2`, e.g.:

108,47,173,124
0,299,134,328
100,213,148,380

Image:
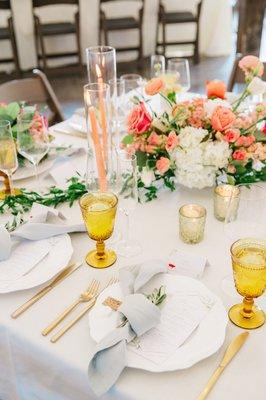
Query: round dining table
0,118,265,400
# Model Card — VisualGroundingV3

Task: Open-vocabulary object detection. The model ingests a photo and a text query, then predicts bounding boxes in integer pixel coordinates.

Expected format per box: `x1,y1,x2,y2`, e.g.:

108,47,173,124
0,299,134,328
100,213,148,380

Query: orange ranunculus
239,55,264,77
145,78,165,96
127,102,152,134
211,106,236,131
206,80,226,99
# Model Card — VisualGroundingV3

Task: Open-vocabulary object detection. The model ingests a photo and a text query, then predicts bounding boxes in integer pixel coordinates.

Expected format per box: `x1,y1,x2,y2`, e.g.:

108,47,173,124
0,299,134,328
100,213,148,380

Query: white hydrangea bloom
203,141,231,169
177,166,217,189
178,127,208,149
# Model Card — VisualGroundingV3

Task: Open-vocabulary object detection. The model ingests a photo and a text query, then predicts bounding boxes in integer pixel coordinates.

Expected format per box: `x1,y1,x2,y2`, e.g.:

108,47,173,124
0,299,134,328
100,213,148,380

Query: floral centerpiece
121,55,266,201
0,102,49,167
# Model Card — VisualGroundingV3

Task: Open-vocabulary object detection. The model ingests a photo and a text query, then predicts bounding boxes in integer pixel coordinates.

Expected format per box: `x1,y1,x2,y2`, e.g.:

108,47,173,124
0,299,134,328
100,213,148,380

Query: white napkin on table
0,203,85,261
168,249,208,278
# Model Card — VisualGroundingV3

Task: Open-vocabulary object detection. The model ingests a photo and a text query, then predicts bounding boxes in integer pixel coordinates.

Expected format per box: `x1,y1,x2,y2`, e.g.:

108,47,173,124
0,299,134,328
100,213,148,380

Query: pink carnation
239,55,264,77
148,131,161,146
166,131,179,152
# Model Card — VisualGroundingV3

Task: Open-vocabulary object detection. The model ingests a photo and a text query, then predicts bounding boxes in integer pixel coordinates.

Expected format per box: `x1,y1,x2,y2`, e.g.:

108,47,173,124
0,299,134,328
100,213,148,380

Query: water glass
168,58,191,93
150,55,166,78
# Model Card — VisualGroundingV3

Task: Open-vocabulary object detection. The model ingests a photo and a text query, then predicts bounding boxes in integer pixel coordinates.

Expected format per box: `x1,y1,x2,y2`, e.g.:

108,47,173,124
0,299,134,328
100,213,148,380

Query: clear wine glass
222,184,266,297
0,120,18,196
116,151,142,258
150,55,166,78
120,74,144,130
17,113,49,190
168,58,191,96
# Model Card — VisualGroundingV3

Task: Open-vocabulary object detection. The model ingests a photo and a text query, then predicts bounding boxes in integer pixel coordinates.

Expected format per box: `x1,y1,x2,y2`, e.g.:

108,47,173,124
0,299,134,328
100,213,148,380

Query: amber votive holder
214,184,240,222
179,204,206,244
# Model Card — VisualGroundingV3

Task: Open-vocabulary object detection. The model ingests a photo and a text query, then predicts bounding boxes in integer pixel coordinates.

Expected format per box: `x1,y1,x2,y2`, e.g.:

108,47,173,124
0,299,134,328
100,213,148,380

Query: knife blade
11,261,83,319
197,332,249,400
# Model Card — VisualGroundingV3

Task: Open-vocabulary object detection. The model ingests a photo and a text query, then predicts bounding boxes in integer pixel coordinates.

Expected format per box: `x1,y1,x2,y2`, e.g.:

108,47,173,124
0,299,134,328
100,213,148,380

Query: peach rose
145,78,165,96
227,164,236,174
239,55,264,77
127,102,152,134
232,149,247,161
166,131,179,152
211,106,236,131
223,128,240,143
206,80,226,99
156,157,170,174
148,131,161,146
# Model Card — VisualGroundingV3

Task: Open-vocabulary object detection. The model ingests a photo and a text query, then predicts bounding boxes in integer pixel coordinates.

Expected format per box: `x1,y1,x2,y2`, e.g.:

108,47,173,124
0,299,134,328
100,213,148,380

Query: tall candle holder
86,46,116,84
84,82,111,192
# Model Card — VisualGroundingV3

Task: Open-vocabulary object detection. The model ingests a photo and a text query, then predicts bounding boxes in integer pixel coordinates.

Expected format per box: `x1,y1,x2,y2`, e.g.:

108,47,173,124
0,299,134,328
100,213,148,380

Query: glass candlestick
179,204,206,244
214,184,240,222
86,46,116,84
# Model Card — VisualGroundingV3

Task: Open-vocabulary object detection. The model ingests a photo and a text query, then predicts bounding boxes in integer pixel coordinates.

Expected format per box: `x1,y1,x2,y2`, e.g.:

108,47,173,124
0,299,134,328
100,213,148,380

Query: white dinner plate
0,234,73,293
13,157,55,181
89,273,227,372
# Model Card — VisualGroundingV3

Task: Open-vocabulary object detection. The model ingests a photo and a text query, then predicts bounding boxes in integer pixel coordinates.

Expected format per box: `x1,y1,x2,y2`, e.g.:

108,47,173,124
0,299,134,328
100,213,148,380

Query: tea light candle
214,185,240,222
179,204,206,244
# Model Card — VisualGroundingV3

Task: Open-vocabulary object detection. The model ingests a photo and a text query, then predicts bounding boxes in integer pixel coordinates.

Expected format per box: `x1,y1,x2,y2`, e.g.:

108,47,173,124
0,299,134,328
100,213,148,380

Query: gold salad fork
42,279,100,336
49,276,118,343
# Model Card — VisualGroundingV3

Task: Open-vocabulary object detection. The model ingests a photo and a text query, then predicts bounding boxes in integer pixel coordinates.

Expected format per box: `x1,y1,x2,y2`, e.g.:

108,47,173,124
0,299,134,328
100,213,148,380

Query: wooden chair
99,0,145,63
156,0,203,64
0,0,21,76
0,69,64,124
228,54,266,92
32,0,82,72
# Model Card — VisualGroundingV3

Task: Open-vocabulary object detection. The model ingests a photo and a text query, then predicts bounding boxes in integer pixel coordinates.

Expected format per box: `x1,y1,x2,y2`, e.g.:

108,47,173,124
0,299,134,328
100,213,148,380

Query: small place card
168,249,208,278
129,293,212,365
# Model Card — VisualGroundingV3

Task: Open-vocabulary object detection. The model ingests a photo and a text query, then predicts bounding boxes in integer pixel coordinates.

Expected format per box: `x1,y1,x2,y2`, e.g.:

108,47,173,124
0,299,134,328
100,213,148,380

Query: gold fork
42,279,100,336
50,277,118,343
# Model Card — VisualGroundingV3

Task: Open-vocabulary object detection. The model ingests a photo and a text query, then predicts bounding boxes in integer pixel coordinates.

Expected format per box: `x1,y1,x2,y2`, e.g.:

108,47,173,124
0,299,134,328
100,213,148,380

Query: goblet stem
33,163,40,190
240,297,254,319
96,240,106,259
7,173,14,196
124,212,130,246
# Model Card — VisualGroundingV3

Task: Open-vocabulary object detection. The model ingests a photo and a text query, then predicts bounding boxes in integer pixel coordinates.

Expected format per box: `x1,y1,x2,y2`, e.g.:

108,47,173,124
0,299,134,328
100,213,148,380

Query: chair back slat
32,0,78,8
0,70,64,124
0,0,11,10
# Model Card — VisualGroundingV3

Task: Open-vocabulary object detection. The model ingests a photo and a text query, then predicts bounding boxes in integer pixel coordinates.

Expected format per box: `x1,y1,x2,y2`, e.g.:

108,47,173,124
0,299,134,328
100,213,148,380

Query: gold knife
197,332,249,400
11,261,83,319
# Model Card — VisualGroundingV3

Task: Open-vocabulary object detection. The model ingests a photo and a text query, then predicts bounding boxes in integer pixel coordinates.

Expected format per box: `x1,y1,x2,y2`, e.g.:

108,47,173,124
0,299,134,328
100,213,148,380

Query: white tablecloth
0,0,233,72
0,127,265,400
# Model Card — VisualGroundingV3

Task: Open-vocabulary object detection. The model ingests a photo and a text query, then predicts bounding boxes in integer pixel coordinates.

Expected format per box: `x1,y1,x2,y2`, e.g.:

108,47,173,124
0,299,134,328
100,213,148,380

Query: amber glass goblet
229,238,266,329
79,192,118,269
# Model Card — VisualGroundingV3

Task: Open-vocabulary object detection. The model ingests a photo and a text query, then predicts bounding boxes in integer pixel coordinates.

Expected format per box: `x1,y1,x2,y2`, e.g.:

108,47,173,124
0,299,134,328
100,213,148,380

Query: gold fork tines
42,279,100,336
50,277,118,343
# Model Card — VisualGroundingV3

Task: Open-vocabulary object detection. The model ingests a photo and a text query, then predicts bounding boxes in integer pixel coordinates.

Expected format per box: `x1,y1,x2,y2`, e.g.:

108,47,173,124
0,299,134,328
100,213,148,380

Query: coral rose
224,128,240,143
145,78,165,96
127,102,152,134
156,157,170,174
211,106,236,131
239,55,264,77
232,149,247,161
206,80,226,99
166,131,179,152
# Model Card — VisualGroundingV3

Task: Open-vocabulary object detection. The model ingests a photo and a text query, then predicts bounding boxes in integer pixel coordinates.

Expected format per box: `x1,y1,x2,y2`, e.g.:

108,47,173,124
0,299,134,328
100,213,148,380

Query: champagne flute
222,184,266,296
116,152,142,258
17,113,49,190
150,55,166,78
168,58,191,96
0,120,18,197
108,78,126,144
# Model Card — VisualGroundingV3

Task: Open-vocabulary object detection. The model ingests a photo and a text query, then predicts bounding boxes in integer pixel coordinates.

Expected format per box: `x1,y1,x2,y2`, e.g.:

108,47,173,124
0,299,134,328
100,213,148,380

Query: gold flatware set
11,260,118,343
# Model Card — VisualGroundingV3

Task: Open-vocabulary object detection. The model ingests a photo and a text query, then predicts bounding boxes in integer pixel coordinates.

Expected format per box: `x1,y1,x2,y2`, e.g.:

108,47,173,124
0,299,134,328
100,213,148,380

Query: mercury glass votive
179,204,206,244
214,185,240,222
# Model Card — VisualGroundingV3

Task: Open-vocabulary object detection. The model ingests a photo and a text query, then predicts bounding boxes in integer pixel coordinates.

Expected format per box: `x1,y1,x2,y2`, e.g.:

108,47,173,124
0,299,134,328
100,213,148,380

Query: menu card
129,292,214,364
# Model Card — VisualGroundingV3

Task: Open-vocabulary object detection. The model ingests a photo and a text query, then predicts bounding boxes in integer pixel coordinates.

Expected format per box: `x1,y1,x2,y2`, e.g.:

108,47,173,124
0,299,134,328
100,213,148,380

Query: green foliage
122,134,134,145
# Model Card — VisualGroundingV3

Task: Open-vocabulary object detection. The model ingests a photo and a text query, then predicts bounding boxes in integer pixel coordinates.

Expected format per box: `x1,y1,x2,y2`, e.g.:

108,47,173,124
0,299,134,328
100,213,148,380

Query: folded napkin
88,260,166,396
0,203,85,261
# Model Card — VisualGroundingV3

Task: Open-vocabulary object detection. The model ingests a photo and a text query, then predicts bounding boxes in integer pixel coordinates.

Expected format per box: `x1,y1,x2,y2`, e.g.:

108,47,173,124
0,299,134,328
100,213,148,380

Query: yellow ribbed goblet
79,192,118,269
229,238,266,329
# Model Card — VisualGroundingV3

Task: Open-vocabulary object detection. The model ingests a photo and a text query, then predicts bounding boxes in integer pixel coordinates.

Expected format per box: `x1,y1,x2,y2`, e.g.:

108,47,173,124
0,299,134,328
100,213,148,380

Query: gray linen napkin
88,259,167,396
